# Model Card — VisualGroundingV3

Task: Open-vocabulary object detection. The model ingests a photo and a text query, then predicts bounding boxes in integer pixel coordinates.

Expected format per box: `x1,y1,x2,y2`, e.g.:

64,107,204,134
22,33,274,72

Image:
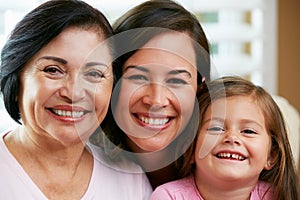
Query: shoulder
87,142,145,173
251,181,273,200
150,176,202,200
86,142,152,200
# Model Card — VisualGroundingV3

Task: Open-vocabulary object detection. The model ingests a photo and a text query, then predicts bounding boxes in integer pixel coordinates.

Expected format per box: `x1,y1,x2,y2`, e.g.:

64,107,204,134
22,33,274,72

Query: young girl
150,76,299,200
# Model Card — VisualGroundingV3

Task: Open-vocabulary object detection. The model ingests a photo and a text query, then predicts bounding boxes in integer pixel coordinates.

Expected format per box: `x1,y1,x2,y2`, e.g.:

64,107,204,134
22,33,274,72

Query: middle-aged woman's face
113,32,198,152
19,27,113,145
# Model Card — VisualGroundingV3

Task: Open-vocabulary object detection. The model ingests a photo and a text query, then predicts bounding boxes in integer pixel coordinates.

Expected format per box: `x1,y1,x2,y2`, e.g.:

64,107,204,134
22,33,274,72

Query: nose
142,83,170,108
222,130,241,145
59,75,86,103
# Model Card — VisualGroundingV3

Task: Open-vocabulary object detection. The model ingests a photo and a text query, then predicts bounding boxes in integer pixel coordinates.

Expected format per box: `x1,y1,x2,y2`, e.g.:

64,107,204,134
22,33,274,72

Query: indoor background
0,0,299,172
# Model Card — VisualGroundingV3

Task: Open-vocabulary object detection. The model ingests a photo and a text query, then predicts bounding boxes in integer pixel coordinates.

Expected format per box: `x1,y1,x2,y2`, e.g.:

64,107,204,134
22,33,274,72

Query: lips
215,151,246,161
134,113,173,130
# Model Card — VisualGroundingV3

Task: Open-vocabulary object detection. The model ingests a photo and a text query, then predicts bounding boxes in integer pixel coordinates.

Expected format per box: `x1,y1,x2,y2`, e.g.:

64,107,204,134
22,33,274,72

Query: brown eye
42,66,64,79
43,66,62,74
207,126,224,135
166,78,187,85
125,74,148,81
242,129,257,134
84,70,104,82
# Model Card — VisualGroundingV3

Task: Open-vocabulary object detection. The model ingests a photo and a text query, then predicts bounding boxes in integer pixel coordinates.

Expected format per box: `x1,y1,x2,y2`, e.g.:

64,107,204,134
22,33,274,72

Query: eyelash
241,129,257,134
125,74,188,85
166,78,187,84
42,66,65,79
84,70,104,82
41,66,105,82
207,126,224,135
43,66,63,74
126,74,148,81
206,127,257,135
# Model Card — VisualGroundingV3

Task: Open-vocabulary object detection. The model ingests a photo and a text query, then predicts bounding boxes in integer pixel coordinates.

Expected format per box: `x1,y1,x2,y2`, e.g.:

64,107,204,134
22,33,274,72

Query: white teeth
217,152,245,161
138,116,169,125
53,109,84,118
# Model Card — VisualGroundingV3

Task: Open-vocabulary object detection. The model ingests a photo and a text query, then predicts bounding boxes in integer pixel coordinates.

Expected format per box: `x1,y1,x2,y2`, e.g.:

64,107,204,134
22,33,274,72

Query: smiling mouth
48,108,89,118
216,152,246,161
136,114,171,125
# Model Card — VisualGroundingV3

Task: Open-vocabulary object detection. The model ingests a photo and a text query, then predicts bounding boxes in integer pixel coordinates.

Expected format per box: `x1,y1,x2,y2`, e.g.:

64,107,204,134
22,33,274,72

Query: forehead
125,32,197,72
144,31,195,63
206,96,265,120
27,27,111,67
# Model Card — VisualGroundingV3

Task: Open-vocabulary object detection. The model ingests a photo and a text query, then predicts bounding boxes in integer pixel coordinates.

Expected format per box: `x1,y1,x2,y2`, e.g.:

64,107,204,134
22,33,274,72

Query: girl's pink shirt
150,175,273,200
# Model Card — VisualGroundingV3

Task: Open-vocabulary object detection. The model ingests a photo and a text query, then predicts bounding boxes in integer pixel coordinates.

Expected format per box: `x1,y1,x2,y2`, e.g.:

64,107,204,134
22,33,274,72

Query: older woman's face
113,32,198,152
19,27,113,145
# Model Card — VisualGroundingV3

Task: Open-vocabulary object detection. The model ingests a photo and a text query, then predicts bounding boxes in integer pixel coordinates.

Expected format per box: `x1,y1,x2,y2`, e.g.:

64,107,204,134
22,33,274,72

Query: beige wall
278,0,300,113
277,0,300,180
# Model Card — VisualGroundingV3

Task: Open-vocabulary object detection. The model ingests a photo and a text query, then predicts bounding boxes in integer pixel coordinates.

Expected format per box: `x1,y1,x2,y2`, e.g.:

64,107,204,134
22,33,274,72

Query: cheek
20,76,48,106
174,87,197,122
19,78,52,123
248,138,271,159
196,132,220,159
94,85,112,114
194,135,209,168
114,81,145,110
112,84,132,115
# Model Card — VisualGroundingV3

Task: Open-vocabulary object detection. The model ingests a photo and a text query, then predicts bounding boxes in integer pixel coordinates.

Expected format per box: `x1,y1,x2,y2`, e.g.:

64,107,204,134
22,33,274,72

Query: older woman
0,1,151,199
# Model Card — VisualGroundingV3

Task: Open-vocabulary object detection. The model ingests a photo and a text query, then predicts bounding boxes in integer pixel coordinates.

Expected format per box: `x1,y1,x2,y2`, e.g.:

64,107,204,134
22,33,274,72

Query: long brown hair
180,76,299,199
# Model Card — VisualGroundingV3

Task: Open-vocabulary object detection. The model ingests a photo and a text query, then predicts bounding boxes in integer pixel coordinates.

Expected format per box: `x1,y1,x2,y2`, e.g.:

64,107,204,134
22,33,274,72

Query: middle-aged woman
98,0,211,189
0,1,151,199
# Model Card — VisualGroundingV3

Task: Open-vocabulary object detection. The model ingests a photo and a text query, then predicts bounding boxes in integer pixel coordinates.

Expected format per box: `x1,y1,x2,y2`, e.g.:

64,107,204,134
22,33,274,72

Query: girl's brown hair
179,76,299,199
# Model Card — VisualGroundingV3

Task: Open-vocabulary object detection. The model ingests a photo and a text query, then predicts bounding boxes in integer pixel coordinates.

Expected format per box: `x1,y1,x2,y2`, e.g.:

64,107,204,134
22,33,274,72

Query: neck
3,126,94,199
146,163,177,189
132,147,179,189
126,136,182,189
4,126,90,172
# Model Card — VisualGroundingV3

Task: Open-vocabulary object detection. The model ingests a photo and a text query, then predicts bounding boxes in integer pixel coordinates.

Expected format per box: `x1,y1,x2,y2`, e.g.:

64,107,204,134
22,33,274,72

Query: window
185,0,277,94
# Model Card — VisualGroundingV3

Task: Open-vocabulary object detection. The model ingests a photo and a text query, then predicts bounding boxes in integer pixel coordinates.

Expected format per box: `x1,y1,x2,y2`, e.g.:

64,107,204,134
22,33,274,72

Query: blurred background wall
278,0,300,113
277,0,300,177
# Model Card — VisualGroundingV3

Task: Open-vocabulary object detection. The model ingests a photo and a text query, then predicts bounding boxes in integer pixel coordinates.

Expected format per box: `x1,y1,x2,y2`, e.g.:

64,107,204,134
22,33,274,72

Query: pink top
150,175,273,200
0,133,152,199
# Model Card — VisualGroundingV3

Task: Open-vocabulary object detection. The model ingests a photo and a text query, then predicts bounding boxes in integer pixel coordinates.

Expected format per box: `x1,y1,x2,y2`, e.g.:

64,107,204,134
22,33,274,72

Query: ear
264,153,277,170
264,160,272,170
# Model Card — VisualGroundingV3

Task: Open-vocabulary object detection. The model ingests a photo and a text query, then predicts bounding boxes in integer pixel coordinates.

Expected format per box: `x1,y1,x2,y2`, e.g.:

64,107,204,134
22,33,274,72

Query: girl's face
195,96,272,187
113,32,198,152
19,27,113,146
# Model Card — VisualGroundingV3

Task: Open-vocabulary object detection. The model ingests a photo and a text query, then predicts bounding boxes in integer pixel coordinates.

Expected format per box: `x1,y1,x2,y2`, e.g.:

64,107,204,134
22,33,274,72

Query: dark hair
181,76,300,199
0,0,113,123
113,0,210,90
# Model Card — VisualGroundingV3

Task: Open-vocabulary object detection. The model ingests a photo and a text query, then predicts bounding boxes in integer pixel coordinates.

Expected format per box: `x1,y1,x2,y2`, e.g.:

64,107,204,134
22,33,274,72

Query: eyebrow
124,65,192,77
202,117,224,126
169,69,192,78
86,61,108,68
38,56,108,68
124,65,149,73
38,56,67,64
